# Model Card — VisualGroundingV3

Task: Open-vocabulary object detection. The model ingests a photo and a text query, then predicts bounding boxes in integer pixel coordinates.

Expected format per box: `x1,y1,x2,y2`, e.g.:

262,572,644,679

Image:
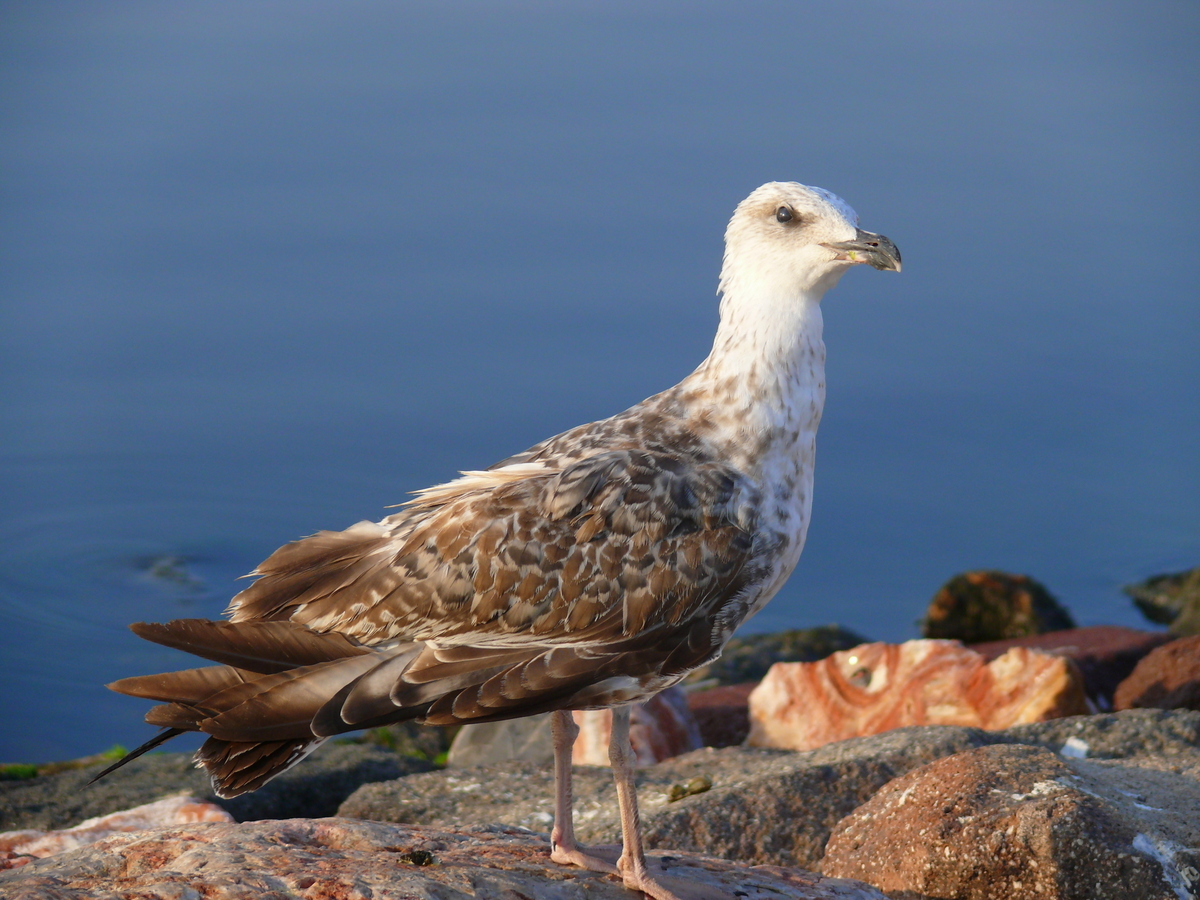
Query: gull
98,182,899,900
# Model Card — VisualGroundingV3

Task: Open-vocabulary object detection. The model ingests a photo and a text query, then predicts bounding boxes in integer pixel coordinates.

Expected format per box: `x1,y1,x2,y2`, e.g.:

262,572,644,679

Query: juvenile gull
100,182,900,900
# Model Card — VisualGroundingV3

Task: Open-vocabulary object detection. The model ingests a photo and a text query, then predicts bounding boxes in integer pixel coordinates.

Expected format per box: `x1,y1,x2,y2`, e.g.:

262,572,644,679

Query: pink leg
609,705,686,900
549,709,618,875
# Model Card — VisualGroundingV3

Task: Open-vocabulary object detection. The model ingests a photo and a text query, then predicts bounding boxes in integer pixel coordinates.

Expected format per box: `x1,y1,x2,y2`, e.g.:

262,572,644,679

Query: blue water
2,2,1198,762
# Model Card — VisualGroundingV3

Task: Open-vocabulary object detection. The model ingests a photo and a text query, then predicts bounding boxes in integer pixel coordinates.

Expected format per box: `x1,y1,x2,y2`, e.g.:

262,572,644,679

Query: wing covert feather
227,448,764,655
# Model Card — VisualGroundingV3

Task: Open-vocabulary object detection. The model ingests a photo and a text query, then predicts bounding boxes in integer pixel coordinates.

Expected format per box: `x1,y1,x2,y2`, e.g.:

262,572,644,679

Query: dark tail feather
129,619,368,674
196,736,322,797
87,727,186,785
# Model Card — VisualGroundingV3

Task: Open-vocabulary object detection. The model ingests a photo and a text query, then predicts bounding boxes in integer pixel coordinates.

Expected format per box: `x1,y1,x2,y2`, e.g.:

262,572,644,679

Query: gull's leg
549,709,618,874
609,705,685,900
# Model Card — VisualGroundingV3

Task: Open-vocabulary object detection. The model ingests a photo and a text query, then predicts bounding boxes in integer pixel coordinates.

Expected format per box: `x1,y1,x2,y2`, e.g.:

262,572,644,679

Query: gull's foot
618,854,735,900
550,840,620,876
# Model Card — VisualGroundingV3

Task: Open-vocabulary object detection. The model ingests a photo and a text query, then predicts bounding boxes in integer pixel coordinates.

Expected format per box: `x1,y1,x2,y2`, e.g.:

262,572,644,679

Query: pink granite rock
573,685,704,766
972,624,1172,709
747,639,1088,751
687,681,757,747
0,793,233,869
1115,634,1200,712
0,817,889,899
822,744,1200,900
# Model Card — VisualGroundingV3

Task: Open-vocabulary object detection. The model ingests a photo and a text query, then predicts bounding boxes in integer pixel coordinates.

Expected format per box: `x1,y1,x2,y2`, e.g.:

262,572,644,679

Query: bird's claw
550,840,620,876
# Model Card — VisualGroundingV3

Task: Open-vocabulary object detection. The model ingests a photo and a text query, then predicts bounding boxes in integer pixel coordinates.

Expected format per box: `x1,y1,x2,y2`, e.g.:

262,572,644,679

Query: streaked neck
678,283,827,471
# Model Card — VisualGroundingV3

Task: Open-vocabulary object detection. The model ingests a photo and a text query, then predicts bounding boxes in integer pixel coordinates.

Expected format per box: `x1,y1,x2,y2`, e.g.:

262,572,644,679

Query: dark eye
775,206,793,223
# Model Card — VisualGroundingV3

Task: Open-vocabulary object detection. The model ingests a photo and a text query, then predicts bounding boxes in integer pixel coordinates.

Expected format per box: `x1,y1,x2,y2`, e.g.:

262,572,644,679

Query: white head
718,181,900,300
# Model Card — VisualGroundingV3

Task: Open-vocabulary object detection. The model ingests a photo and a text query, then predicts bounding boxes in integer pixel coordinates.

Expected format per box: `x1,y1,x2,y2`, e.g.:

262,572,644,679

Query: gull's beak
822,228,902,273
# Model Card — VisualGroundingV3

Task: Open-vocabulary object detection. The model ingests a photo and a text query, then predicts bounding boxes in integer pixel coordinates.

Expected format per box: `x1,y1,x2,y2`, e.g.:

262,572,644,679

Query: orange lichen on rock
746,639,1088,751
0,794,233,866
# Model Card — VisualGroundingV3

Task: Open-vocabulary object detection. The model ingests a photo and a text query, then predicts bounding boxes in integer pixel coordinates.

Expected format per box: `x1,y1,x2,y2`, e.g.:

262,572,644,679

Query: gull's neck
676,276,828,476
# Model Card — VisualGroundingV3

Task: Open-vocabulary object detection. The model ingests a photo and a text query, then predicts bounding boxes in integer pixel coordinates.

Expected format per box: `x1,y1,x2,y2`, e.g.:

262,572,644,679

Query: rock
922,570,1076,642
0,794,232,868
572,687,703,766
340,726,1001,870
1115,635,1200,712
355,720,453,763
746,639,1088,751
447,713,557,767
687,682,757,748
684,625,869,686
0,817,890,900
342,709,1200,871
1126,566,1200,636
972,625,1172,710
0,741,434,832
447,687,702,769
821,743,1200,900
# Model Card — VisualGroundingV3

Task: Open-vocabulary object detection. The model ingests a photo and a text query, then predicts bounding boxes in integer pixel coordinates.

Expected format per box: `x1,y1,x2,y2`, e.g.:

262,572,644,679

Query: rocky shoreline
3,710,1198,898
3,568,1199,899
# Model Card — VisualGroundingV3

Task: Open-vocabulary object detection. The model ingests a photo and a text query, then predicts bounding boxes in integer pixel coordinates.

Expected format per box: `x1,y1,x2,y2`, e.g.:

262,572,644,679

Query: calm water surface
2,3,1198,761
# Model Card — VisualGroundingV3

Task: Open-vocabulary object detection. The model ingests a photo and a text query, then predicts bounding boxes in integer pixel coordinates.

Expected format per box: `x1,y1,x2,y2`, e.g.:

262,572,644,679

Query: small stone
668,775,713,802
398,849,435,866
1060,736,1090,759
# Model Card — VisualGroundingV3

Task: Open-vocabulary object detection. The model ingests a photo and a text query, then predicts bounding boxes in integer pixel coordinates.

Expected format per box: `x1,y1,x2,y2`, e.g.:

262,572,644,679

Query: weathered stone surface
746,639,1088,751
0,741,433,832
573,687,703,766
341,728,998,870
972,625,1172,709
688,682,757,748
447,712,557,767
684,625,868,686
1,794,232,868
1116,635,1200,712
341,710,1200,872
922,570,1075,642
1001,708,1200,768
1127,566,1200,636
822,743,1200,900
0,817,888,900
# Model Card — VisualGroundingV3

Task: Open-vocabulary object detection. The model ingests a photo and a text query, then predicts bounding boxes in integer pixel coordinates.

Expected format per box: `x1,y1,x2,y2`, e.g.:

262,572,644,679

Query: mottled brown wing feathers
228,521,394,623
263,448,760,649
109,441,764,796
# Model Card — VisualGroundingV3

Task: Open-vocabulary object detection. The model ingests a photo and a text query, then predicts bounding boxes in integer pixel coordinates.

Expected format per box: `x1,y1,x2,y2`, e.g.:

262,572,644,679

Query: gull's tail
99,618,417,797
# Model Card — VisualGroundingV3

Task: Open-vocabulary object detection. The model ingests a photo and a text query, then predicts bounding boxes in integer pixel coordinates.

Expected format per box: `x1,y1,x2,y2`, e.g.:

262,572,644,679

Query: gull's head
720,182,900,299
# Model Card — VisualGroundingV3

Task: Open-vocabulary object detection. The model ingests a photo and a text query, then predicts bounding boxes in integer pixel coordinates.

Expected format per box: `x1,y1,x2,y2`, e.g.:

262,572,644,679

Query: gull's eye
775,206,794,223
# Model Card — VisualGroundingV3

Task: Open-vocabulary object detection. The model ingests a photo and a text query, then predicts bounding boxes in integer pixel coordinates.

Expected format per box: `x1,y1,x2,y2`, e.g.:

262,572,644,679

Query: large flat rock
0,817,888,900
0,742,434,832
